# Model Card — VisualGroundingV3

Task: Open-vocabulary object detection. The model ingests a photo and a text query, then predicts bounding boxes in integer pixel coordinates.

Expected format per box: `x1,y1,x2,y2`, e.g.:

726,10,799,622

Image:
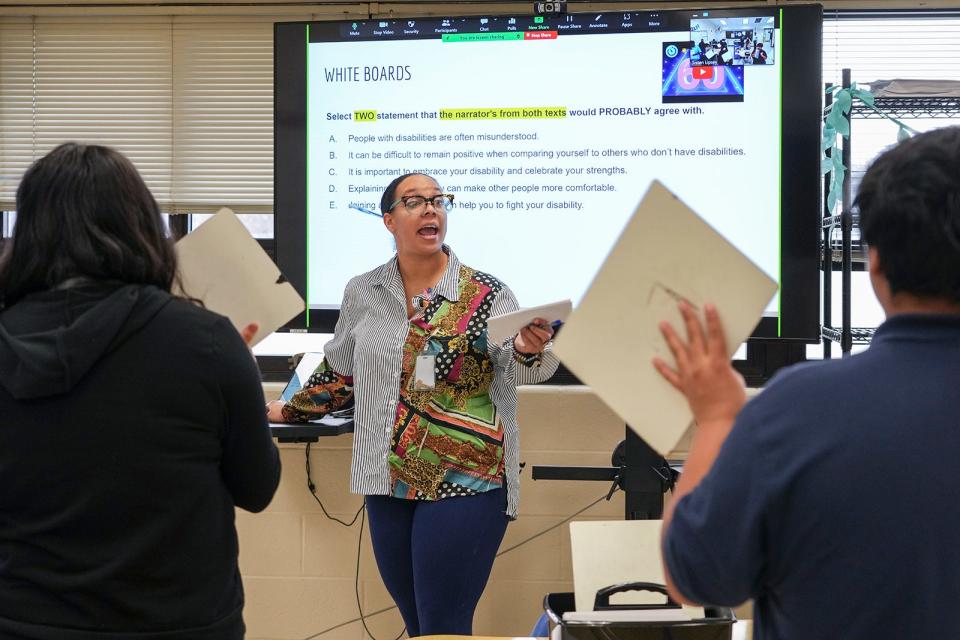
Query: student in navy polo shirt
654,126,960,640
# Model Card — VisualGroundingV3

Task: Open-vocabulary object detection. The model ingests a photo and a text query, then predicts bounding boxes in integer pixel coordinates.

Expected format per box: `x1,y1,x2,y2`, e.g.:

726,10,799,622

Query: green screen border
305,23,311,327
778,8,784,337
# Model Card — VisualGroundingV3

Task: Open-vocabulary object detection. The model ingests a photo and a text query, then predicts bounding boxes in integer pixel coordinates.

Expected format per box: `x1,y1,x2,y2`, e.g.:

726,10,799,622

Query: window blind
0,13,319,212
34,17,174,203
172,17,274,213
823,11,960,87
823,11,960,200
0,18,35,207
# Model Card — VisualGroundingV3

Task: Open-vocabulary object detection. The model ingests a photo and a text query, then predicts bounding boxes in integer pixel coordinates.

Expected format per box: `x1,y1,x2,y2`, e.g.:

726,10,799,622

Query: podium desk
269,418,353,443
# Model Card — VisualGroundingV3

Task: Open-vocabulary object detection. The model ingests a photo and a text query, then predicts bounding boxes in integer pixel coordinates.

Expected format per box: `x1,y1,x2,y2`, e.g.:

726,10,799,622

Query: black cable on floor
305,442,363,527
303,443,401,639
495,492,611,558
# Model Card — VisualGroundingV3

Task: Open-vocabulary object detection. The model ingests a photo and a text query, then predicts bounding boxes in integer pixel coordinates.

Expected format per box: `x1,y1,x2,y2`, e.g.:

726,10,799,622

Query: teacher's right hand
266,400,286,423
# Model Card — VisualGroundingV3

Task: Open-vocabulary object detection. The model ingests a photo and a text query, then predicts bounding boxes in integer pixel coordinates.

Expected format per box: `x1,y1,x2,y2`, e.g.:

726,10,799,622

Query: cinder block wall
240,384,695,640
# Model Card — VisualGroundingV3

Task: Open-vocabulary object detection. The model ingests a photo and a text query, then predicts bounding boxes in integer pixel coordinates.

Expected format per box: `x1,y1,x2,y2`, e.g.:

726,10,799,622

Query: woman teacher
268,172,558,636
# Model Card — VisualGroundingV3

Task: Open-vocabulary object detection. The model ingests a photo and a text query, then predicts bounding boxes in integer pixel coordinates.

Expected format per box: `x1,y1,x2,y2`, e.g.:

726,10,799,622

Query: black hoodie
0,282,280,639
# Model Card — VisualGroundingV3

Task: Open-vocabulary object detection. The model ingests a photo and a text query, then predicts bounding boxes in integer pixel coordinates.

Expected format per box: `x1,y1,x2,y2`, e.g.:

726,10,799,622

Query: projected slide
304,14,781,313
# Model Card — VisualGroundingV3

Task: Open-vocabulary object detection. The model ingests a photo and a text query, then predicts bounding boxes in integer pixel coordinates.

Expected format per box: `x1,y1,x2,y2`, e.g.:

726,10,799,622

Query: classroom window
190,213,273,239
813,10,960,359
1,212,15,238
0,16,287,213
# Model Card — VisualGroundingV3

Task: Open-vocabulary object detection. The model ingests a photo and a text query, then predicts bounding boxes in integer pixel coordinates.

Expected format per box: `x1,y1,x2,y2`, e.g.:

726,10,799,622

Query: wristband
513,349,541,366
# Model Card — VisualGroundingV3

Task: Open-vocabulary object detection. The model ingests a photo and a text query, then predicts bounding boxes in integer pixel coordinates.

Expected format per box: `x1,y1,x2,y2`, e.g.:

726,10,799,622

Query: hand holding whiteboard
487,299,572,345
174,208,304,346
553,181,777,455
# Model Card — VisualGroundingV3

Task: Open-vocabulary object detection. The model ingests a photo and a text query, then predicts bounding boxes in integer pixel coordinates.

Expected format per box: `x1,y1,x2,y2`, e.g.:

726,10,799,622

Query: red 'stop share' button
524,31,558,40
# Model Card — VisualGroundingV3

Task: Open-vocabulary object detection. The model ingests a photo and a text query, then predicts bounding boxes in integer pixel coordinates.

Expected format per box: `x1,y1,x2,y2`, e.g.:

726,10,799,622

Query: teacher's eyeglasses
388,194,455,213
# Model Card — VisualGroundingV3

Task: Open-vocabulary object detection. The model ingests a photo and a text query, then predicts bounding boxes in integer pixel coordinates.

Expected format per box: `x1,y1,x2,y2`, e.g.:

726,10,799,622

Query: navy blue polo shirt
664,314,960,640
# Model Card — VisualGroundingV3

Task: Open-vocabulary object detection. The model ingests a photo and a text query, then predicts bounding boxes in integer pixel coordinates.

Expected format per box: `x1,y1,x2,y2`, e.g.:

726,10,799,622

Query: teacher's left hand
514,317,554,355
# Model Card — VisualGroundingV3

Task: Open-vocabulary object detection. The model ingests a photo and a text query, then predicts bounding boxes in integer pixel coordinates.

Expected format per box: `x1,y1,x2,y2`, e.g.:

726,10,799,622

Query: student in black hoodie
0,143,281,639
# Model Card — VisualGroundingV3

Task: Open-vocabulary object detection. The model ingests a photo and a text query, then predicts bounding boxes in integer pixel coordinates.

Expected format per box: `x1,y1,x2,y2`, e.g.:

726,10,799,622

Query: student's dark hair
380,172,433,214
855,126,960,303
0,142,177,306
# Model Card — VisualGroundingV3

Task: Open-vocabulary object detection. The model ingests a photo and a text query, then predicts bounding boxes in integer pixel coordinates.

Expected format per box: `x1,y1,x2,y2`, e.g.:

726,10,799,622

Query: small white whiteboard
553,181,777,455
174,208,304,346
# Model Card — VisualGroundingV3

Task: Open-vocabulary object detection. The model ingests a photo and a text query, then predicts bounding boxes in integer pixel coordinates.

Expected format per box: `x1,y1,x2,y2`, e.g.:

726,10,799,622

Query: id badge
413,354,436,390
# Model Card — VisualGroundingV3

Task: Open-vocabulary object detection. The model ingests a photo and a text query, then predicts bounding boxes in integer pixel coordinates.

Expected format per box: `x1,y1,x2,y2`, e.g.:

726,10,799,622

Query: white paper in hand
487,299,572,345
174,208,304,346
552,181,777,456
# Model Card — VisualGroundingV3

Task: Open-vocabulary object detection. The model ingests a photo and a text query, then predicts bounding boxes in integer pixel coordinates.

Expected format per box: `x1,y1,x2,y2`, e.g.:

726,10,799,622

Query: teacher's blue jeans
365,487,509,637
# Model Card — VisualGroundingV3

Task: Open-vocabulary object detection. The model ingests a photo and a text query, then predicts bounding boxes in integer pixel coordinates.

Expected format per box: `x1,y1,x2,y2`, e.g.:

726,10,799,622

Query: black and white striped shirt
323,247,559,518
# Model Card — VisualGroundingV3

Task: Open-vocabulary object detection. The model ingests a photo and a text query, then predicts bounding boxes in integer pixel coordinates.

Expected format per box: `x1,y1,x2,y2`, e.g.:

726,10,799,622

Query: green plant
822,84,918,214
